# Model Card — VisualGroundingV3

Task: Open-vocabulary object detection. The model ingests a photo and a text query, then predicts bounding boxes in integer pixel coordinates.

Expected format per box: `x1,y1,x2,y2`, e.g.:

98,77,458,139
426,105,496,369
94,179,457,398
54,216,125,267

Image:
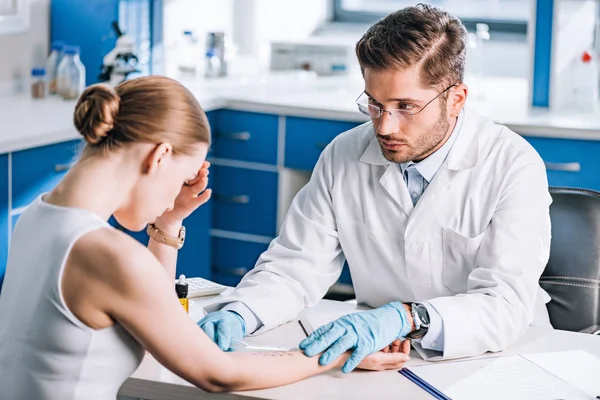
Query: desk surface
119,297,600,400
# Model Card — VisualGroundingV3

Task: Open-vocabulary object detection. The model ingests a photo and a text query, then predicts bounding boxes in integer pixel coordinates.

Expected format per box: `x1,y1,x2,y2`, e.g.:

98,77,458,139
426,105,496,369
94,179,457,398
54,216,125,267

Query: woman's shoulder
70,227,162,286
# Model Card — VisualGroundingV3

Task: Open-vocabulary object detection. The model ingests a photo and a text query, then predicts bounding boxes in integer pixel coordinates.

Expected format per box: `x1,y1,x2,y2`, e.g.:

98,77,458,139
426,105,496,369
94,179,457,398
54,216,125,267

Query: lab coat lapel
407,107,481,226
360,134,414,216
379,164,414,216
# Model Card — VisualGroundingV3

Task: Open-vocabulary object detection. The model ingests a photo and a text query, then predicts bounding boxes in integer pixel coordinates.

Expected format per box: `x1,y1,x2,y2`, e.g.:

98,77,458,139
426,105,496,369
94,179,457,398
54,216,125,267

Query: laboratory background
1,0,600,397
0,0,596,296
0,0,600,299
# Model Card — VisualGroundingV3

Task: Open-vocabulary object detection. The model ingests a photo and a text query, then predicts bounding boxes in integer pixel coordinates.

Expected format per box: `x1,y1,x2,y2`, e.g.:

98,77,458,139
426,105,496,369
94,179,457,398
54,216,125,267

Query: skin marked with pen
250,352,296,358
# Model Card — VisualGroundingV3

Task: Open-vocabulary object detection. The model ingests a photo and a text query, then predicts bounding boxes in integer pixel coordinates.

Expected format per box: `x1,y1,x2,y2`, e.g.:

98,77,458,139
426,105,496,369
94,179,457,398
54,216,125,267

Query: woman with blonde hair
0,76,409,399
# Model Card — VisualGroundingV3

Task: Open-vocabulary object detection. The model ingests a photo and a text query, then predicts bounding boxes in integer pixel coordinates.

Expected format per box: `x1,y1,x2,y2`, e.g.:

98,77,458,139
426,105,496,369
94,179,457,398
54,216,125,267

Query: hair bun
73,84,120,144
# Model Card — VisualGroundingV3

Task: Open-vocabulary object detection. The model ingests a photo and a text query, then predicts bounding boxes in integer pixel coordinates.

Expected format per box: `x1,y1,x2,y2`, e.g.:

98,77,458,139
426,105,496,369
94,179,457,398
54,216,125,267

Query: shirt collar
400,109,464,182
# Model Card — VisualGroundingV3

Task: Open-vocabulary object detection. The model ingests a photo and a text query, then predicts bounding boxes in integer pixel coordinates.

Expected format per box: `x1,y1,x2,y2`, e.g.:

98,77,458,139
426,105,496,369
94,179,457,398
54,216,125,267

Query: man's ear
144,142,173,175
448,83,468,117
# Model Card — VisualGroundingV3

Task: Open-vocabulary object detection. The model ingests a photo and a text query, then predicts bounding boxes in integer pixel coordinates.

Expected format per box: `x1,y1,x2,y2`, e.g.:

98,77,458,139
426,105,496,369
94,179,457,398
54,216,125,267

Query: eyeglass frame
355,83,458,120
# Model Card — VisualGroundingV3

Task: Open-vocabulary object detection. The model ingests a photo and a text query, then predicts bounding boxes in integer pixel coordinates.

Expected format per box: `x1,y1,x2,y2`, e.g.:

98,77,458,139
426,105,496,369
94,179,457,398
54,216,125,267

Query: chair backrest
541,187,600,332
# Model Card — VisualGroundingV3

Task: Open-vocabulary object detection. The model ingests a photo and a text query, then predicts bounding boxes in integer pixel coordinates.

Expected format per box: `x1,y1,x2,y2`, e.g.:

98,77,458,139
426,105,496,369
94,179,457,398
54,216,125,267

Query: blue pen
399,368,452,400
400,370,443,399
399,369,445,399
402,368,451,400
399,369,450,400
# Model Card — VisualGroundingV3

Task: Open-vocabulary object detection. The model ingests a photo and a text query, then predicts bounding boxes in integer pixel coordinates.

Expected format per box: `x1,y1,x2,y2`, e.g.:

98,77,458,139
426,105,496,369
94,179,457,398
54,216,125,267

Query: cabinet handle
217,131,251,141
214,194,250,204
316,142,329,150
544,162,581,172
54,163,73,172
215,267,250,276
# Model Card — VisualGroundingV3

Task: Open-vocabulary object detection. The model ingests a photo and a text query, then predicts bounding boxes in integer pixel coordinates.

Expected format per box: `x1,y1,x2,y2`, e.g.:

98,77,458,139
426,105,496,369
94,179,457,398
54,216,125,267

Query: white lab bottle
568,51,599,113
46,41,64,95
178,31,200,77
56,45,86,100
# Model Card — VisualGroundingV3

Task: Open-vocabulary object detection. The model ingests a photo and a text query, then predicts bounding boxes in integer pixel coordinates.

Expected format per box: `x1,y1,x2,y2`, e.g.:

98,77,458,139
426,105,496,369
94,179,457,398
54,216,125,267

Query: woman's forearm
217,350,348,392
147,219,181,280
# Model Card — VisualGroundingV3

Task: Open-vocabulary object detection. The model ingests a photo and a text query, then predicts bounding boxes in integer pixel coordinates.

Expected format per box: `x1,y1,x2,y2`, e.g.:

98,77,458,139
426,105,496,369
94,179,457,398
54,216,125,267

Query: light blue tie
403,164,425,206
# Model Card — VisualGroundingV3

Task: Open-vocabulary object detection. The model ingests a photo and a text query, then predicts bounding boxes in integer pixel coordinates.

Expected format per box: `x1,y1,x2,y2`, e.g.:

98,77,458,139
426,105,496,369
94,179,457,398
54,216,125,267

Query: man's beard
378,107,450,164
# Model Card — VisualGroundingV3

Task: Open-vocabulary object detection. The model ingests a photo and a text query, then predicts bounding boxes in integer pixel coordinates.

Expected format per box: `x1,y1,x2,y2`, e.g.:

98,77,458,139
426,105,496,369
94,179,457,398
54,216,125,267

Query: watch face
416,304,430,326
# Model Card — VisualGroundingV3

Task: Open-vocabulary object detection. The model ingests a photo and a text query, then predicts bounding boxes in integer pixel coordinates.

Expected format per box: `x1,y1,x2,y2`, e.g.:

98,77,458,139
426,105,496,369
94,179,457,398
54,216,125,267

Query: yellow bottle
176,274,189,313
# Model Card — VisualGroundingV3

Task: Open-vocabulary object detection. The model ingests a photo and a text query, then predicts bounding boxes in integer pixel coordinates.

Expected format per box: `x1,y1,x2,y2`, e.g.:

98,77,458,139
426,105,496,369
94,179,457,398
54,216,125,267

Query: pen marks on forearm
251,351,296,357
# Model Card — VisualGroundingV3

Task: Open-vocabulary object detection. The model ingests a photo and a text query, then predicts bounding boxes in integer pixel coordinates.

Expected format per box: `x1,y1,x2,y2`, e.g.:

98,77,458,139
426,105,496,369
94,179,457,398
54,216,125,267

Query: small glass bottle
46,41,64,95
204,49,221,78
176,274,189,313
178,30,200,77
57,45,86,100
31,68,46,99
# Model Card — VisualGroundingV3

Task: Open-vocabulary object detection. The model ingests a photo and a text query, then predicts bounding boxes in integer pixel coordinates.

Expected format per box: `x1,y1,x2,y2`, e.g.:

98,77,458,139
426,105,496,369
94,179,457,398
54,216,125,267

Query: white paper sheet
443,355,590,400
523,350,600,398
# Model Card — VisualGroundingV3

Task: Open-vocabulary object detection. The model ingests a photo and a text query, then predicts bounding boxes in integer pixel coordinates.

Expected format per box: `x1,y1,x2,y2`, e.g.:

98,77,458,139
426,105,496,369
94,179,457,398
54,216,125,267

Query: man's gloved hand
197,310,247,351
299,301,412,373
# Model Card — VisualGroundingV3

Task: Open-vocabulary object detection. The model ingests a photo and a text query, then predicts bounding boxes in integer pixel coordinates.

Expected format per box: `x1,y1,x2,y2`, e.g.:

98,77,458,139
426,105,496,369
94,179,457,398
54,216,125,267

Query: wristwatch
147,223,186,249
406,303,430,339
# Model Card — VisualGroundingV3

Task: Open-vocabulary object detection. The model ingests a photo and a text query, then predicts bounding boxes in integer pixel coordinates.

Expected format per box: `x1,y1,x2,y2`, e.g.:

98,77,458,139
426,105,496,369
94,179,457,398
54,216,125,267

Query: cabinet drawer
524,136,600,191
212,110,279,165
285,117,360,171
12,140,82,209
212,236,269,282
212,166,278,237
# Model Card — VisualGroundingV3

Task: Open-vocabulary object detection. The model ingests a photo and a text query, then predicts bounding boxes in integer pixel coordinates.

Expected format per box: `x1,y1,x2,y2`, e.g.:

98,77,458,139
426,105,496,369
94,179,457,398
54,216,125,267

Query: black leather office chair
540,187,600,334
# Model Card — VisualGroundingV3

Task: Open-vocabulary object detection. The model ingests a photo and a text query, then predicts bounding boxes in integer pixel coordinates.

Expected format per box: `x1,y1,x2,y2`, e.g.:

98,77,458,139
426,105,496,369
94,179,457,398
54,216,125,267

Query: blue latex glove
299,301,411,373
197,310,247,351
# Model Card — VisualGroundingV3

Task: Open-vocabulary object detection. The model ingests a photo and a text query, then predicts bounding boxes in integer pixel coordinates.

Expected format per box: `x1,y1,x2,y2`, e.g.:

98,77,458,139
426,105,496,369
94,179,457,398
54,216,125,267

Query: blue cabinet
211,236,269,286
209,110,358,291
211,165,278,237
339,262,353,285
524,136,600,191
12,140,82,210
212,110,279,165
177,202,211,279
285,117,360,171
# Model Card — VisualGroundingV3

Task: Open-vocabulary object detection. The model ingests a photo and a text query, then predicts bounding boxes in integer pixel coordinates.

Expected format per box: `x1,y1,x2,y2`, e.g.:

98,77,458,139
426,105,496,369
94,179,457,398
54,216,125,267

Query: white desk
118,297,600,400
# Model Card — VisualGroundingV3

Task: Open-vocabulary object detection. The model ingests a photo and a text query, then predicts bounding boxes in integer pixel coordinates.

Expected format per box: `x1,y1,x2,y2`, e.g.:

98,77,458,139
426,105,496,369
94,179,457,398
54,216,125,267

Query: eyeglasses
355,83,457,122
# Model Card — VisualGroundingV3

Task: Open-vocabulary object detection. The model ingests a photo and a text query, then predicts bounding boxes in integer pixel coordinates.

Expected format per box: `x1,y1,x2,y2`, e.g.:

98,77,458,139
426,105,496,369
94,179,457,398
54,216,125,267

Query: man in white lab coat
199,4,552,372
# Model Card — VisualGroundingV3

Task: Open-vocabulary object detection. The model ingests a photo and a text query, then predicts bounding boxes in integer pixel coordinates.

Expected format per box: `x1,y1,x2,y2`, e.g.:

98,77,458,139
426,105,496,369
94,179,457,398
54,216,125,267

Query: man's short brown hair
356,3,467,90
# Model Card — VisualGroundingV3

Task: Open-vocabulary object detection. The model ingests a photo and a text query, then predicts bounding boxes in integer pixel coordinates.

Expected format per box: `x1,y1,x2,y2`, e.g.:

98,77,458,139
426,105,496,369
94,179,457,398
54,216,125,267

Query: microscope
98,21,140,87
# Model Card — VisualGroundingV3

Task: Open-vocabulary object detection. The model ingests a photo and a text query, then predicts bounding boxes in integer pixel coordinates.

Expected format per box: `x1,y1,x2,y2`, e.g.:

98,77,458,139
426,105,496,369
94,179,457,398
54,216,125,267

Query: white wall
0,0,49,90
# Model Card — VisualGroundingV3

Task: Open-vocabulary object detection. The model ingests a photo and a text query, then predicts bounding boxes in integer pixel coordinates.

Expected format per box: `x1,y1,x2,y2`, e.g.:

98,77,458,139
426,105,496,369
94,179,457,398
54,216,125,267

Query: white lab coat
214,107,553,359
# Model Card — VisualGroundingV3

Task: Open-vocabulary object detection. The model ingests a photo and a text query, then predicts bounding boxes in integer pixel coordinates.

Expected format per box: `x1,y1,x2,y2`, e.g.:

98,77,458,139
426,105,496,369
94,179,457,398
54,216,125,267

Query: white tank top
0,195,145,400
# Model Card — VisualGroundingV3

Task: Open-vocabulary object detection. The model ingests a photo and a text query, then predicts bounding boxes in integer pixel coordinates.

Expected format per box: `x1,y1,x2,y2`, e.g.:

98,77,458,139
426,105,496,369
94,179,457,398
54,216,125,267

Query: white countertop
118,296,600,400
3,72,600,155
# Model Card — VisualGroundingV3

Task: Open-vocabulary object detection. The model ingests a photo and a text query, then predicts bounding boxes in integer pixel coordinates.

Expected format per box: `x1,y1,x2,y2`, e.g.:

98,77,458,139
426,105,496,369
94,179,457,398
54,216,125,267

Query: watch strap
147,223,185,249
